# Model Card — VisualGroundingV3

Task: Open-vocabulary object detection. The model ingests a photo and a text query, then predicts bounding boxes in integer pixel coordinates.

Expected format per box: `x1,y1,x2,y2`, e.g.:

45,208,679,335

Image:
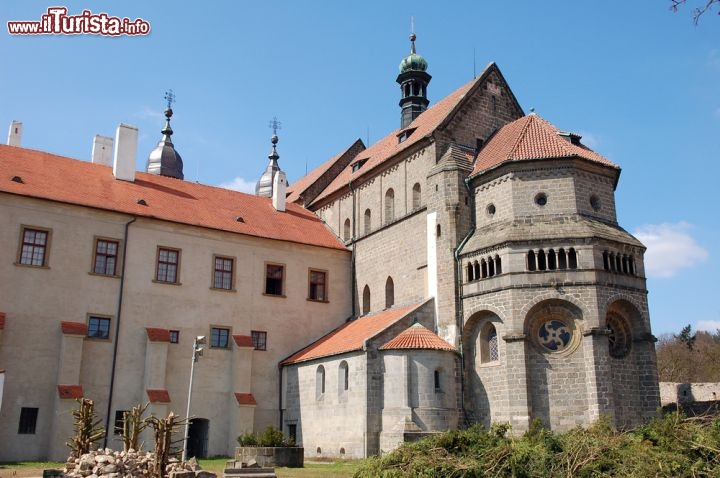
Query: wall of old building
0,193,351,461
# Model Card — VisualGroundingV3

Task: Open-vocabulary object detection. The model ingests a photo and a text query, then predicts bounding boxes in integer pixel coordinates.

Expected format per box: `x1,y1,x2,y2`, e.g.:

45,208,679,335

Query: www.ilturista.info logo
7,7,150,36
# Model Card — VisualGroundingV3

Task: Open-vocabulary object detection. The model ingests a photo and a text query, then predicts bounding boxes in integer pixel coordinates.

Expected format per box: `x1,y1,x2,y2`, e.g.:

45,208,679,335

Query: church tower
147,90,184,179
396,32,431,129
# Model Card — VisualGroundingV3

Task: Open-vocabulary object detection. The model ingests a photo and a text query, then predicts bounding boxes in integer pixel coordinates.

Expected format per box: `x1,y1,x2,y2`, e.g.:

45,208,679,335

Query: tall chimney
113,123,138,182
272,170,287,212
91,135,114,166
7,120,22,146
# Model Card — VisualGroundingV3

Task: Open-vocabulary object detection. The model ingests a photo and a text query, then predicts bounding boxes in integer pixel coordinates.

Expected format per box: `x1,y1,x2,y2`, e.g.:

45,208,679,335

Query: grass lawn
199,457,360,478
0,457,360,478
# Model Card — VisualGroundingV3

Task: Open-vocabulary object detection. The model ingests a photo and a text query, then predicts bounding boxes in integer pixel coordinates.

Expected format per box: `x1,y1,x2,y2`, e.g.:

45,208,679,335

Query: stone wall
660,382,720,405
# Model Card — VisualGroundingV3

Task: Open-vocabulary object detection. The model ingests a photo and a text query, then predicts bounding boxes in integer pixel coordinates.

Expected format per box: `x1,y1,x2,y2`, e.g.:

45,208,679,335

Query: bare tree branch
670,0,720,24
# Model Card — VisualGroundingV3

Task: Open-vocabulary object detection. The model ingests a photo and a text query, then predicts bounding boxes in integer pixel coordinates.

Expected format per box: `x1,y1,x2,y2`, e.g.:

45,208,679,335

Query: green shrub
237,431,258,446
237,426,294,447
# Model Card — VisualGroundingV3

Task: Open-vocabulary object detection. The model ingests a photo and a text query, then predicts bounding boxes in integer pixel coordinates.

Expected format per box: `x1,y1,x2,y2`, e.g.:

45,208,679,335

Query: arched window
362,285,370,315
434,369,441,391
527,250,536,271
385,188,395,224
473,261,480,279
480,323,499,363
364,209,371,235
316,365,325,399
538,249,547,271
467,262,474,282
495,255,502,275
559,248,568,269
622,255,629,274
602,251,609,271
339,361,349,393
548,249,557,270
487,256,495,277
343,218,351,241
385,276,395,308
481,259,488,278
628,256,635,276
569,248,578,269
412,183,421,209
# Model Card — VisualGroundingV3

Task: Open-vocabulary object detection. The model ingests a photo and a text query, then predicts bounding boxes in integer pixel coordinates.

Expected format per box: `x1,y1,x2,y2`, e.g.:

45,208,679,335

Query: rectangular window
18,227,50,266
18,407,38,434
251,330,267,351
156,247,180,283
169,330,180,344
308,269,327,301
265,264,284,296
88,316,111,339
114,410,128,435
213,256,234,290
211,327,230,348
94,238,119,275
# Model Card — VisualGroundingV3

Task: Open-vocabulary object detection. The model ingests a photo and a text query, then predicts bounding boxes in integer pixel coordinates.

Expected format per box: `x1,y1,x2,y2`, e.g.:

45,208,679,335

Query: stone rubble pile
62,449,216,478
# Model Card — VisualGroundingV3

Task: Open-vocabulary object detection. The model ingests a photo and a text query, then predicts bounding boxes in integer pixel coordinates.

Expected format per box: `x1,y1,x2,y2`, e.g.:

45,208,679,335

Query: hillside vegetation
354,413,720,477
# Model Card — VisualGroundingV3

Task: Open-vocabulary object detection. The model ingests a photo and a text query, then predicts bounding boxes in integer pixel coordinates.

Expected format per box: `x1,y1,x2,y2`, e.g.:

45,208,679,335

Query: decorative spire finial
410,17,416,54
268,116,281,160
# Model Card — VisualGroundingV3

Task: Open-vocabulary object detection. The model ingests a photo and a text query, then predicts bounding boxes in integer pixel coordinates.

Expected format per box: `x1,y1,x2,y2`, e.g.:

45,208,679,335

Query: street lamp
182,335,205,462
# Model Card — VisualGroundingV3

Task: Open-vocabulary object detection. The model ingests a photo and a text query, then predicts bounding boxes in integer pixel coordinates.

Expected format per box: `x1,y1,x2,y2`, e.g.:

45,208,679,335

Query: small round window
537,319,573,352
535,193,548,206
486,203,496,216
590,194,601,212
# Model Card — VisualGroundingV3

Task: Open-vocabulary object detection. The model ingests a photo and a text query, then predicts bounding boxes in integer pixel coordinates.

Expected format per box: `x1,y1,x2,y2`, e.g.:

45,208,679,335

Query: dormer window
557,131,582,146
397,127,417,143
351,159,368,172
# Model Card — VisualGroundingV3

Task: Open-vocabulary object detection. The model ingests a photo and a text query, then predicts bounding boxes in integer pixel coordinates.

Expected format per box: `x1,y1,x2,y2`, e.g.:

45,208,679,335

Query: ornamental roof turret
396,32,431,129
146,90,184,179
256,118,288,197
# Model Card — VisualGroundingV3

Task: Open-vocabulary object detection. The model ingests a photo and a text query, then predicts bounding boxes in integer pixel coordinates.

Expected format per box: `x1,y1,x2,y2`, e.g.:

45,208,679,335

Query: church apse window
362,285,371,315
467,262,474,282
526,247,579,272
343,218,351,241
316,365,325,400
480,322,499,363
385,189,395,224
364,209,371,235
412,183,421,209
528,305,580,356
385,276,395,309
606,314,631,358
339,361,349,392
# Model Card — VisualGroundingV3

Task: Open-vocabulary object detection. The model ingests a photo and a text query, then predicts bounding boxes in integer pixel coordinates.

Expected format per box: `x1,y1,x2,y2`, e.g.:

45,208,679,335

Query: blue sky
1,1,717,336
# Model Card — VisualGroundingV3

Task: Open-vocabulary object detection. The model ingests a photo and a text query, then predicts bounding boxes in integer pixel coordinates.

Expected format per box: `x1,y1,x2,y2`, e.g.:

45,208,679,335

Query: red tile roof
286,139,365,204
0,312,5,330
281,303,423,365
61,321,88,335
309,71,487,206
146,327,170,342
380,323,455,351
471,114,617,177
58,384,84,399
0,145,347,251
233,335,254,348
146,389,171,403
234,392,257,406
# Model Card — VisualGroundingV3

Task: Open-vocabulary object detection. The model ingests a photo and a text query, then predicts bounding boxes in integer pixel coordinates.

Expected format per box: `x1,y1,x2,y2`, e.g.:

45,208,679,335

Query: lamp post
182,335,205,462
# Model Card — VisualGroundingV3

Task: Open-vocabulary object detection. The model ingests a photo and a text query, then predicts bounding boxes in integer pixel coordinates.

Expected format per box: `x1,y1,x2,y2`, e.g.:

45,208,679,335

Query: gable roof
471,114,617,177
380,323,455,351
308,64,511,207
286,139,365,204
280,303,424,365
0,145,347,251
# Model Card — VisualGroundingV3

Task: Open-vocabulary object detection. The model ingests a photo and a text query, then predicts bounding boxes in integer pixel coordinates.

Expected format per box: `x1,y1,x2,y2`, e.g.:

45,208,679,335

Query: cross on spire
164,89,175,110
269,117,282,136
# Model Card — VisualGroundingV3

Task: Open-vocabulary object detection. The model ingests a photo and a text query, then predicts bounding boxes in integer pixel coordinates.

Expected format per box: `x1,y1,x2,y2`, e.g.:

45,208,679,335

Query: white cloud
633,222,708,279
696,320,720,332
218,176,256,194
